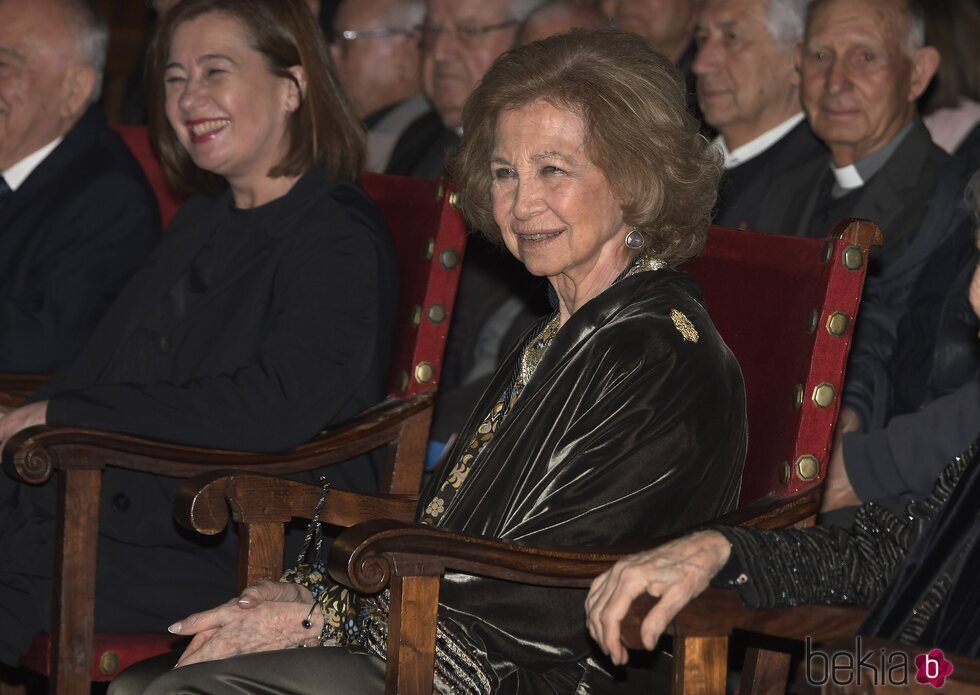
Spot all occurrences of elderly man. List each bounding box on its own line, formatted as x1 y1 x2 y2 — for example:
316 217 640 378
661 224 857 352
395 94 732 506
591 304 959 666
386 0 540 177
694 0 825 230
330 0 428 172
517 0 607 44
0 0 159 373
757 0 944 442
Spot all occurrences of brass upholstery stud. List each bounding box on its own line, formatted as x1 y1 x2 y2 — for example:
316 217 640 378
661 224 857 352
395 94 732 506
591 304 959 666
440 248 460 270
842 244 864 271
414 361 435 384
398 371 409 393
427 304 446 324
793 384 804 409
807 309 819 334
423 237 435 260
779 461 791 485
410 305 421 328
449 191 461 209
435 183 445 201
822 241 834 263
812 382 836 408
826 311 850 337
796 455 820 481
99 651 120 676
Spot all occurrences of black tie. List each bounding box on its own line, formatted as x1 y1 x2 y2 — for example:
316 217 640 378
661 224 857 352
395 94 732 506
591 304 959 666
0 174 11 209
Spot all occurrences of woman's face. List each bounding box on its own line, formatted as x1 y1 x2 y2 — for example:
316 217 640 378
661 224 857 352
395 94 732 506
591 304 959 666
490 101 629 287
164 12 300 190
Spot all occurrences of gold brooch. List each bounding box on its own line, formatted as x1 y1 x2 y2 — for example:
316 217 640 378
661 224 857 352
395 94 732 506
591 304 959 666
670 309 699 343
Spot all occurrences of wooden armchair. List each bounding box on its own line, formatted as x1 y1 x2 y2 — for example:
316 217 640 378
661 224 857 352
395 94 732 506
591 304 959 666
1 172 467 694
177 221 879 694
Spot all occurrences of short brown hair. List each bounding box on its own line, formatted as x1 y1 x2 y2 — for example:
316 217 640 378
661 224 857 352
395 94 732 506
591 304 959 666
146 0 364 197
449 28 721 267
917 0 980 113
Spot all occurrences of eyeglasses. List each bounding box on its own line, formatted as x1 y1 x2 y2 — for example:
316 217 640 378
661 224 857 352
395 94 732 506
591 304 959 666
329 27 420 43
419 19 520 49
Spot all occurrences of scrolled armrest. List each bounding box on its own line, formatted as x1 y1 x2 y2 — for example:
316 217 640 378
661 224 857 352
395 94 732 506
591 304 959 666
328 519 631 594
174 472 418 536
1 393 433 484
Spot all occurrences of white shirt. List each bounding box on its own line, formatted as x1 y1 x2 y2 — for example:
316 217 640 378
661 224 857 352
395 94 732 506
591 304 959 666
714 113 806 170
1 137 64 191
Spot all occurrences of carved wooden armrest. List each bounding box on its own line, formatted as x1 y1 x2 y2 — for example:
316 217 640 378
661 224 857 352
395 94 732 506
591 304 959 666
327 519 632 593
174 471 418 535
620 588 866 649
1 392 433 485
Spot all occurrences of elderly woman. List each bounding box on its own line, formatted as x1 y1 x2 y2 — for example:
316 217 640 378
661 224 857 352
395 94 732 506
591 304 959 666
0 0 395 667
587 177 980 669
111 28 745 694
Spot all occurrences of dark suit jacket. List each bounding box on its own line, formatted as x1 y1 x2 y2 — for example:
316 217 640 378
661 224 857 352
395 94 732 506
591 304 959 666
1 168 397 647
0 106 160 371
756 119 947 243
384 109 461 179
714 119 826 231
756 120 949 428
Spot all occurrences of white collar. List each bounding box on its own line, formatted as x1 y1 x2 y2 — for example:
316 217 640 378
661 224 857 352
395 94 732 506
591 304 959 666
714 112 806 170
1 137 64 191
830 163 864 191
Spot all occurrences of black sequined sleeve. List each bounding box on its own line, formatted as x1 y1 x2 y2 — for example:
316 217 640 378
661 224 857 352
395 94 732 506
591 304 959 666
711 451 970 609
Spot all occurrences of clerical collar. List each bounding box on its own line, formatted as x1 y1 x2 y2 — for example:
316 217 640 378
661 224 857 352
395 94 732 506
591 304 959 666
1 137 63 191
714 112 805 170
829 119 914 198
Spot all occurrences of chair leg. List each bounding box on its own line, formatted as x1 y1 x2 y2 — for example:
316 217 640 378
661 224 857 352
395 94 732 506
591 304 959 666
672 635 728 695
741 647 792 695
384 575 440 695
52 468 102 695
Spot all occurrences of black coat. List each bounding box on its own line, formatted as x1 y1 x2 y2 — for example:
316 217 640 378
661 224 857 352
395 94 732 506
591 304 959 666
0 168 397 661
714 119 826 231
428 268 748 693
0 106 160 371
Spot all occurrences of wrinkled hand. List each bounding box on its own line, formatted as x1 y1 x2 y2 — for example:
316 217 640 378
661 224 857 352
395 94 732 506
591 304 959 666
0 401 48 453
820 439 862 512
585 530 730 666
170 580 320 668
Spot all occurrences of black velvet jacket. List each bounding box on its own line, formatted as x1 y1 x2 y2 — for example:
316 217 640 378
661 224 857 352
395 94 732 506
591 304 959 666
425 268 748 693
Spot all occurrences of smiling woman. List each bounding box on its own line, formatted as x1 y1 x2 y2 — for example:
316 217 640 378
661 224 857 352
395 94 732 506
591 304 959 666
111 28 745 695
0 0 396 668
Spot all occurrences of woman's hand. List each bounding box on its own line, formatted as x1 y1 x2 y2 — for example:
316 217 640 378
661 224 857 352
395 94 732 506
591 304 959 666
585 531 731 666
0 401 48 452
170 580 321 668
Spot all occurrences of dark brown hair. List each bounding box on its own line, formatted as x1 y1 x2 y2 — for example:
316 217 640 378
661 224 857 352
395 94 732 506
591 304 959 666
146 0 365 196
449 28 721 267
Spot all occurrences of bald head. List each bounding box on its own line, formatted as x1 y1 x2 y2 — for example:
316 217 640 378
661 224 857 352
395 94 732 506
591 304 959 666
518 1 608 44
0 0 106 169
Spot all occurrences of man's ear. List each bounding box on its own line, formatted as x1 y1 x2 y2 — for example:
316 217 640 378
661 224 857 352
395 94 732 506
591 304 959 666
793 43 804 81
60 64 97 119
908 45 940 101
285 65 307 113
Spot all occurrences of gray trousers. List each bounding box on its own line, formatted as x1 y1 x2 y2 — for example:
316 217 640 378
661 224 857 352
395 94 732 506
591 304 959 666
108 647 386 695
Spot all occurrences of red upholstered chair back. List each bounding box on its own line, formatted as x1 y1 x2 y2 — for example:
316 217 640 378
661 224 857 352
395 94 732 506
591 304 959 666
682 225 869 505
112 125 182 228
357 173 467 398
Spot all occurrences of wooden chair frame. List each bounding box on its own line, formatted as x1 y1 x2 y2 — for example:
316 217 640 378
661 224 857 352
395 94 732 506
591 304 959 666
1 174 466 695
176 222 881 694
